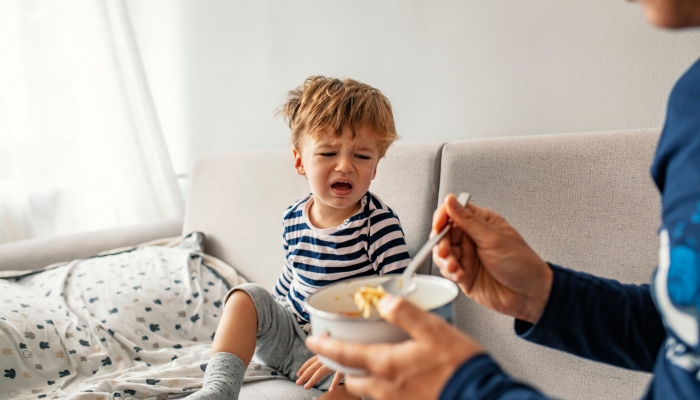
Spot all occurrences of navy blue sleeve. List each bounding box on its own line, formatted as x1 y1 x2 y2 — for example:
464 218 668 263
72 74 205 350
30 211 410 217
439 354 548 400
650 57 700 327
515 264 665 372
439 265 665 400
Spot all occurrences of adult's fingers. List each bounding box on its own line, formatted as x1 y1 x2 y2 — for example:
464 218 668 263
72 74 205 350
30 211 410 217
377 295 447 341
443 196 497 247
464 201 514 233
305 336 374 371
432 200 450 233
344 375 391 400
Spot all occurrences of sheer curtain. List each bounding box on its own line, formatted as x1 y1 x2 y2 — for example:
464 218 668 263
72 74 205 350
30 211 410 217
0 0 184 244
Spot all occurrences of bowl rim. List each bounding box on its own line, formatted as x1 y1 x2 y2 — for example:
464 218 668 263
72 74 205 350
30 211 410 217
303 274 458 321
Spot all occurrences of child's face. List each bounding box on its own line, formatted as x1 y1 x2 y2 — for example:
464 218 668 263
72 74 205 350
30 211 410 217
293 125 380 216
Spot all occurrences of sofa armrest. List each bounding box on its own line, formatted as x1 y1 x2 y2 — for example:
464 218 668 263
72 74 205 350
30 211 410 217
0 219 183 272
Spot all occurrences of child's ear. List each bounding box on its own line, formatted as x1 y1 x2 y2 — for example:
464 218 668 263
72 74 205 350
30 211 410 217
371 164 378 180
292 147 305 176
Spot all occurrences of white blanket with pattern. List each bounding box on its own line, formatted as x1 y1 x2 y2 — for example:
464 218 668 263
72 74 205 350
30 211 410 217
0 233 283 400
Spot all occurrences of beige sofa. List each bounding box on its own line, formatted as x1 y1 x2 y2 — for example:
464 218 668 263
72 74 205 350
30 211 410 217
0 129 661 399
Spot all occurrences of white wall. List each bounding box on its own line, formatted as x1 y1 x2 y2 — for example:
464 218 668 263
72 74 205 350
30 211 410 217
126 0 700 179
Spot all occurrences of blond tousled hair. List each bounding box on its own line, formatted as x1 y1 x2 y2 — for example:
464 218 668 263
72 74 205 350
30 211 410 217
278 76 398 157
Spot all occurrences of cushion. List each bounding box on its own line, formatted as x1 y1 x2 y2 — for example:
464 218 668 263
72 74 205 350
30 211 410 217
437 129 660 399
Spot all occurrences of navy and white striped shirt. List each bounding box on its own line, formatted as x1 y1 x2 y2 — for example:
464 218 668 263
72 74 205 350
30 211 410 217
273 191 411 322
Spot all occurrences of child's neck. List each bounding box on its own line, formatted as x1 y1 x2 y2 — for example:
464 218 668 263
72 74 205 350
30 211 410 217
308 198 361 229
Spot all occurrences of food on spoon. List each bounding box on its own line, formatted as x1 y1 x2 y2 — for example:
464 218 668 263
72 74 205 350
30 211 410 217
353 285 386 318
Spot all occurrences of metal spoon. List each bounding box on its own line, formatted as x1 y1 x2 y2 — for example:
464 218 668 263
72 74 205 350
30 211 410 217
381 192 471 296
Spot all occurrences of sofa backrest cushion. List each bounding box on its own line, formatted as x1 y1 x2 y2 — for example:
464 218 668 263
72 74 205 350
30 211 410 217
437 129 661 399
183 142 444 290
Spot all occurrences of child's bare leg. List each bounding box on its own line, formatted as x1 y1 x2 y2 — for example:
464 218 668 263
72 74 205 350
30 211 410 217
211 290 258 364
186 289 258 400
319 385 361 400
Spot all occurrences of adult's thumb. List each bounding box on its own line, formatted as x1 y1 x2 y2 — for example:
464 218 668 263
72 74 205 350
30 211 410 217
444 195 493 246
377 294 446 341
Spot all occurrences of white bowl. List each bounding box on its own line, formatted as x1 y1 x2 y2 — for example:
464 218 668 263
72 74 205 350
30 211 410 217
304 275 458 375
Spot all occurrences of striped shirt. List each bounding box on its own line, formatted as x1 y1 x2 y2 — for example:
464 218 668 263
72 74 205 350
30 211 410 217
273 191 411 322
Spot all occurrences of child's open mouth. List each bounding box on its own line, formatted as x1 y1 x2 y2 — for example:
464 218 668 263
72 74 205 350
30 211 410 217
331 181 353 195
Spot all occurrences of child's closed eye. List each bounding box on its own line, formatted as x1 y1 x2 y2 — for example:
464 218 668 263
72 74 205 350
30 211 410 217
355 154 371 160
319 152 337 157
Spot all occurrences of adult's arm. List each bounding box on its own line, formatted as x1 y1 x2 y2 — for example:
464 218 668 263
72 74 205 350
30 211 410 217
439 354 547 400
650 58 700 347
439 265 666 399
516 264 666 372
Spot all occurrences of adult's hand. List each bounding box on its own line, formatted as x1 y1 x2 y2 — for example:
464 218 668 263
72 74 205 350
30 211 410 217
306 294 484 400
433 194 553 324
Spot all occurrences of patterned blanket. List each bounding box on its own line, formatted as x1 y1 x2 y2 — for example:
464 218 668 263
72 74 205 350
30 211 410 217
0 233 283 400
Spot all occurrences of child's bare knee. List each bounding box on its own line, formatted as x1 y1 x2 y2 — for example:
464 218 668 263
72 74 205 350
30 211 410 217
224 289 257 315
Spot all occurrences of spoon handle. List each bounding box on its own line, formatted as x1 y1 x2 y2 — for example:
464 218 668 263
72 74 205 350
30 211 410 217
400 192 471 281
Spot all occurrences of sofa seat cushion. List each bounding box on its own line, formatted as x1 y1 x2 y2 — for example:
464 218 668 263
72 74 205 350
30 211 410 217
241 379 323 399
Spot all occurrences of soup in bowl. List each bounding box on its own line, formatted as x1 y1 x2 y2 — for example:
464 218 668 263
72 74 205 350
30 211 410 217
304 274 459 375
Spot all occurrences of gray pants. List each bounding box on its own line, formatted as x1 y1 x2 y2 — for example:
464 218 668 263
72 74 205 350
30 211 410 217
228 283 334 391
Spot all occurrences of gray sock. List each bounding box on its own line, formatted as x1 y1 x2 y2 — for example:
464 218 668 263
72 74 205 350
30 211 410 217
188 352 246 400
